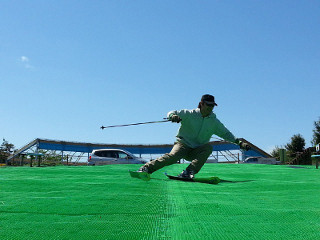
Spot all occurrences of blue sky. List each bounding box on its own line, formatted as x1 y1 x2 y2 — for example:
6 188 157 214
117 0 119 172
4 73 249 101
1 0 319 153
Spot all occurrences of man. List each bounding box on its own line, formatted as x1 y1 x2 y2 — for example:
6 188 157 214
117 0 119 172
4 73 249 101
138 94 250 179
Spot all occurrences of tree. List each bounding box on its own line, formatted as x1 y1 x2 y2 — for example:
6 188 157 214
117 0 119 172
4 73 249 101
285 134 305 162
285 134 305 153
270 146 282 160
0 138 15 163
311 117 320 146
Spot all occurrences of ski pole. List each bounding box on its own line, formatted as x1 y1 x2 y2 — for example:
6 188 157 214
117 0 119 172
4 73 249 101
100 118 170 130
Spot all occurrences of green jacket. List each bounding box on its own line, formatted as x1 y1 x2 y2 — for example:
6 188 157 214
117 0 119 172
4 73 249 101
168 108 237 148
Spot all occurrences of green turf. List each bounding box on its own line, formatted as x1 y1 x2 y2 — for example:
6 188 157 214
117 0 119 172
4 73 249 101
1 164 320 239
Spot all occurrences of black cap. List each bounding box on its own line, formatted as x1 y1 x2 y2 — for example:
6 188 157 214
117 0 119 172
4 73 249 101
201 94 218 106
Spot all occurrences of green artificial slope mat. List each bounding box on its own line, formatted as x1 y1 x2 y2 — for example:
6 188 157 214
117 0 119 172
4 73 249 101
1 164 320 240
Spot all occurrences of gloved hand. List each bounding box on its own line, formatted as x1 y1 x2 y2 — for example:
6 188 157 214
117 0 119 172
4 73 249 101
239 141 251 151
170 114 182 123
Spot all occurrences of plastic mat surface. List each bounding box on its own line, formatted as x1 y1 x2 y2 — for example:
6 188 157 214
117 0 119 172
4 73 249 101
1 164 320 239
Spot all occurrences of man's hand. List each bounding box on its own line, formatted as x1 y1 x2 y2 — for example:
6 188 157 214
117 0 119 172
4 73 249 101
239 142 251 151
170 114 181 123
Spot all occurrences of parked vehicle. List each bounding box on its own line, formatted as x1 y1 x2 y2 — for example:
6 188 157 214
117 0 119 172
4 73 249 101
88 149 147 165
243 156 279 165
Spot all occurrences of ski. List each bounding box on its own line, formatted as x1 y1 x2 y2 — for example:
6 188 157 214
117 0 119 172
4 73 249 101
129 170 151 181
165 173 220 184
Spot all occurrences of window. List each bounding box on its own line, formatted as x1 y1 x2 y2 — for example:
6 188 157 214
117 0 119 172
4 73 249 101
95 151 103 157
118 152 130 159
94 151 118 158
105 151 118 158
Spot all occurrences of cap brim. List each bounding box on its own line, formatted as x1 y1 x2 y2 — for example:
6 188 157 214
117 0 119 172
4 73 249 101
204 101 218 106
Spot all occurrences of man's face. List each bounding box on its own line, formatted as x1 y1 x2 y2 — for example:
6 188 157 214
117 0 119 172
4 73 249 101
200 102 214 117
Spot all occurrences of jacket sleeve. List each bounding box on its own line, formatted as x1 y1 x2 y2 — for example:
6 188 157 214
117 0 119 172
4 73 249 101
167 109 191 120
214 118 238 144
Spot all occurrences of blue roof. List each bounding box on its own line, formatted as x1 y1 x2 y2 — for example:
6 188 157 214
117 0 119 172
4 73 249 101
8 138 271 161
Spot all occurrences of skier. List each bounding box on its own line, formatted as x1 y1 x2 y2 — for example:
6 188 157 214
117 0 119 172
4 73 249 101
138 94 250 179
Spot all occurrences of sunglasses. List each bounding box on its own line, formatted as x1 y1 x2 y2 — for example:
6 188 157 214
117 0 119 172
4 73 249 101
204 103 215 107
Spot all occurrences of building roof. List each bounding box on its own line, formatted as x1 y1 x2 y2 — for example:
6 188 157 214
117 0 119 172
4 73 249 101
8 138 271 161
